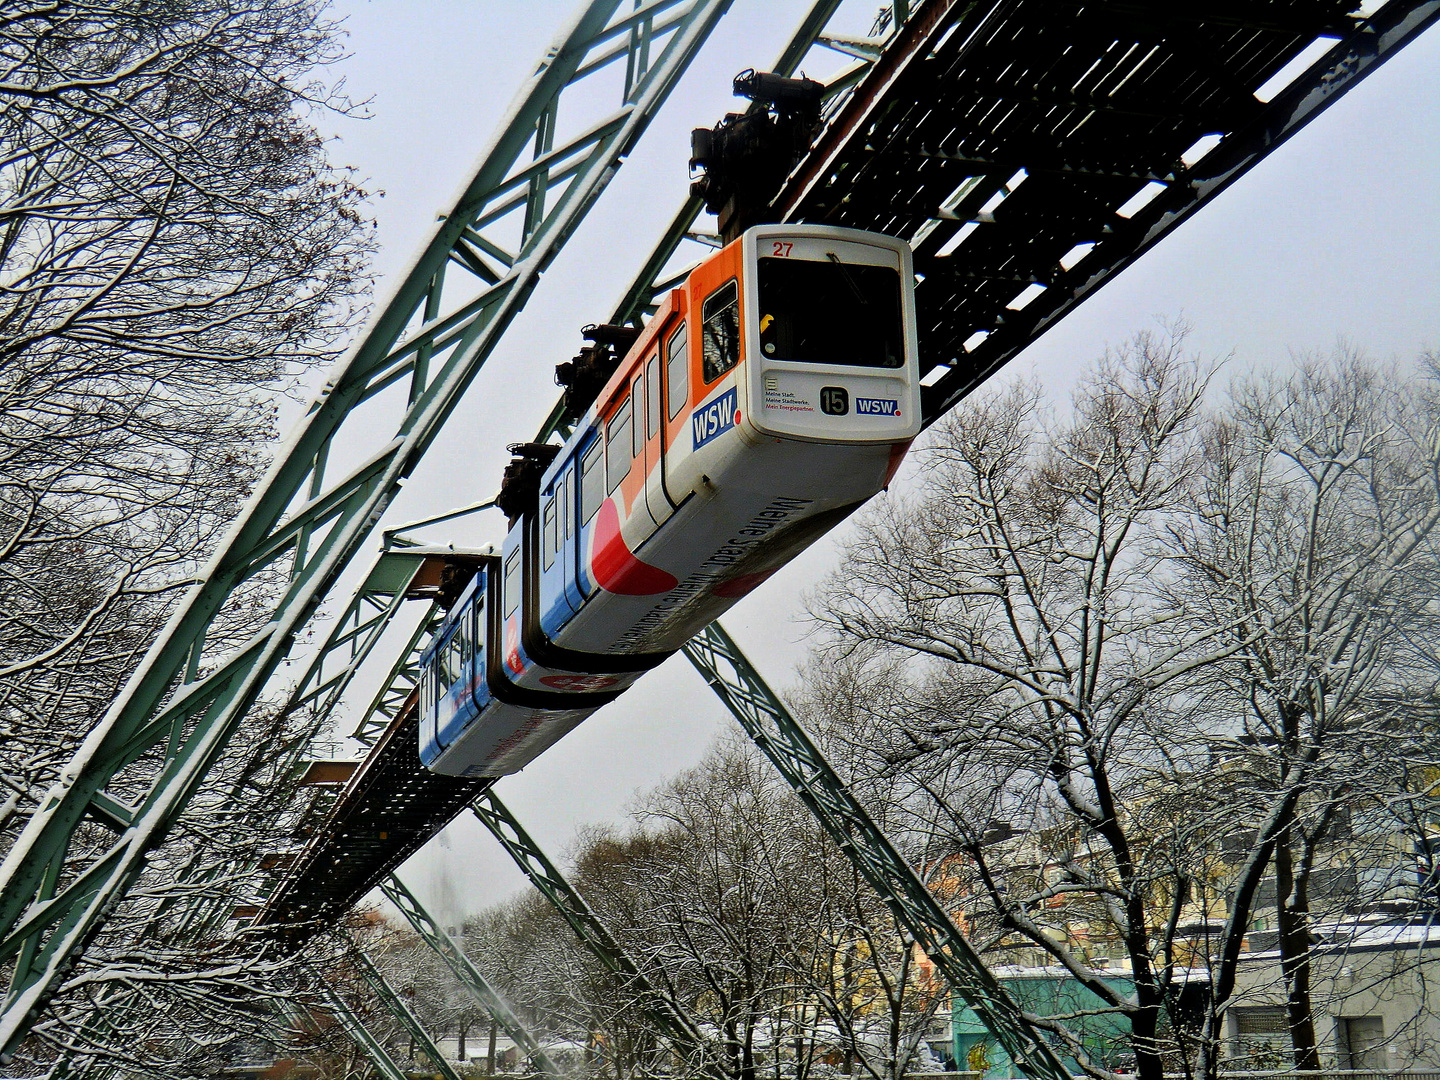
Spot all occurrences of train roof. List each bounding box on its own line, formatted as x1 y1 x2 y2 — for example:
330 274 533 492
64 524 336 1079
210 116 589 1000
538 285 685 491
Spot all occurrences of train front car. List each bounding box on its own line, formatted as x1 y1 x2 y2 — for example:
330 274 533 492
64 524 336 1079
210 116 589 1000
557 223 921 655
423 224 920 778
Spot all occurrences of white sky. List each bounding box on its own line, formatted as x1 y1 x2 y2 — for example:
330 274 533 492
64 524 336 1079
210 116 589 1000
309 1 1440 928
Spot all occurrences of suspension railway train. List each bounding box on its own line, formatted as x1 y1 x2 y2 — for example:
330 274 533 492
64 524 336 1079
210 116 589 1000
420 224 920 777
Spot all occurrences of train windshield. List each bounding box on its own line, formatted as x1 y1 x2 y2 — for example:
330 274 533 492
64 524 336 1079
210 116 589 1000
756 257 904 368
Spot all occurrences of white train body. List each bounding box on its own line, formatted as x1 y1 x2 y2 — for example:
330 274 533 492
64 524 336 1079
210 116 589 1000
420 224 920 777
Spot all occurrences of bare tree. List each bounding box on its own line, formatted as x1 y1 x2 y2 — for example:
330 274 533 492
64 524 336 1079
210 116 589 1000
794 664 958 1080
460 737 944 1080
1166 349 1440 1073
804 334 1440 1080
809 332 1223 1080
0 0 372 1072
0 0 371 839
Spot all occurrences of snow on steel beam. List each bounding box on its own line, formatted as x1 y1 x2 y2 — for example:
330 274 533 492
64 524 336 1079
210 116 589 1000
0 0 736 1059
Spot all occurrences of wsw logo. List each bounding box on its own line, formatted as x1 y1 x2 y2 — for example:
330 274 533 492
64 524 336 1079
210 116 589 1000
692 388 739 449
855 397 900 416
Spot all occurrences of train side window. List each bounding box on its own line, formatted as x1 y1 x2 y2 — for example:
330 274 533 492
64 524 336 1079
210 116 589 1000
450 629 465 686
632 374 645 458
438 634 455 687
667 324 688 419
701 279 739 383
581 441 603 522
646 356 660 438
563 467 575 538
503 550 521 617
542 496 557 570
607 396 632 494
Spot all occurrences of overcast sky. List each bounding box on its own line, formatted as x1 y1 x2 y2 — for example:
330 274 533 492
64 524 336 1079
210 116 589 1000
310 1 1440 928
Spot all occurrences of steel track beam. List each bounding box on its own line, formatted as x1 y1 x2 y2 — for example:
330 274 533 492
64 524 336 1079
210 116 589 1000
0 0 737 1058
910 0 1440 421
682 621 1073 1080
380 874 561 1078
468 791 720 1075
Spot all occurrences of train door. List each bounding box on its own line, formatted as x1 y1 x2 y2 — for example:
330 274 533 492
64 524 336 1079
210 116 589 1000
419 662 437 751
659 315 693 501
621 368 660 537
559 459 581 612
469 578 486 699
578 432 605 598
434 618 465 748
538 467 576 627
641 342 676 530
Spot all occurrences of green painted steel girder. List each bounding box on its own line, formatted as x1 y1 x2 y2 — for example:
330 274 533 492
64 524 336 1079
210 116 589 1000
379 874 562 1079
312 986 411 1080
284 543 492 748
469 791 721 1076
350 944 465 1080
682 621 1075 1080
0 0 737 1060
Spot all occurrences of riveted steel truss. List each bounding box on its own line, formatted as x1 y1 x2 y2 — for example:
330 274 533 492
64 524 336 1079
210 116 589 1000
290 539 496 750
311 986 411 1080
0 0 738 1059
469 791 720 1074
681 622 1074 1080
350 944 465 1080
380 874 562 1079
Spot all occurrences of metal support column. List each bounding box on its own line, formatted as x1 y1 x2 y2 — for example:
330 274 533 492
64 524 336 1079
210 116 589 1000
469 791 718 1074
351 945 465 1080
683 621 1073 1080
380 874 561 1079
313 988 410 1080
